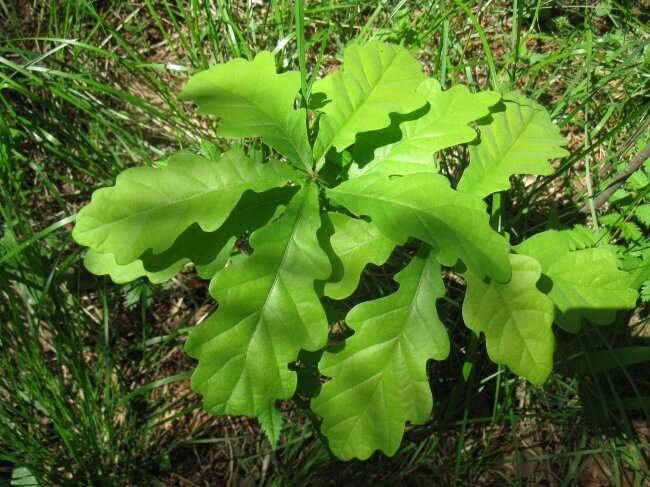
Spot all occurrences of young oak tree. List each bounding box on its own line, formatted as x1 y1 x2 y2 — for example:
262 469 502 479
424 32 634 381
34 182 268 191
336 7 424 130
73 42 639 460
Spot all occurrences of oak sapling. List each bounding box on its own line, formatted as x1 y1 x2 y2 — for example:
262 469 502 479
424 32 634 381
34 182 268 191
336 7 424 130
73 41 639 460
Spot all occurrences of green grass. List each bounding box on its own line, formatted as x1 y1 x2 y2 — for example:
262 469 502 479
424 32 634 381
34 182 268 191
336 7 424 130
1 0 649 485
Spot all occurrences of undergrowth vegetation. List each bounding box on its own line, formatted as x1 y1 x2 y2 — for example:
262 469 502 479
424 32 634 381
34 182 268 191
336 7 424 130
1 1 649 485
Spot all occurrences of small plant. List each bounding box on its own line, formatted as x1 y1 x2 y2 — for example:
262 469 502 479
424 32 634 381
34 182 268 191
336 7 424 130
72 42 640 460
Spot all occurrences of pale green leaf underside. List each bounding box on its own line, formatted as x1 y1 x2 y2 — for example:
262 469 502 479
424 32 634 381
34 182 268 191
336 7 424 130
185 184 331 416
320 212 395 300
515 230 638 331
179 51 312 170
327 172 511 282
457 92 569 199
354 79 501 178
72 149 299 265
463 254 555 385
312 42 426 162
312 247 448 460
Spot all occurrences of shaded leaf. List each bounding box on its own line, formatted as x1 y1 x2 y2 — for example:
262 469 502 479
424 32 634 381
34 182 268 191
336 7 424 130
327 172 511 282
568 346 650 374
463 254 555 384
319 212 395 300
312 42 426 162
185 184 331 416
73 149 299 265
312 246 448 460
457 92 569 199
144 187 295 279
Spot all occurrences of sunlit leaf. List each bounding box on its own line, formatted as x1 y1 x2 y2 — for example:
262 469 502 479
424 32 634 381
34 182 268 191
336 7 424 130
312 42 426 162
327 172 511 282
185 184 331 416
73 148 299 265
457 92 569 199
515 230 638 331
312 246 448 460
180 51 313 170
463 254 555 384
353 79 500 177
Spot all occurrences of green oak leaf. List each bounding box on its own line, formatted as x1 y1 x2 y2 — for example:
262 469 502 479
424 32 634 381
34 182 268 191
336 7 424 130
542 248 638 331
144 187 294 279
82 187 296 283
513 229 570 270
352 79 501 177
185 184 331 416
312 41 426 163
72 148 299 265
463 254 555 385
515 230 638 331
82 236 234 285
327 172 511 282
83 249 183 284
319 212 395 300
179 51 312 170
457 92 569 199
312 246 448 460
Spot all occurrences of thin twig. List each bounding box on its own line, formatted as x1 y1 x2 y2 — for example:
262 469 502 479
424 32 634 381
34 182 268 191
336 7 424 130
580 139 650 213
580 123 650 215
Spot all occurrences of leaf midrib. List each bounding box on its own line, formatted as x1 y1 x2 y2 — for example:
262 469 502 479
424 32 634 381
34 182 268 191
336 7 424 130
318 48 416 157
322 260 434 451
323 257 432 389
